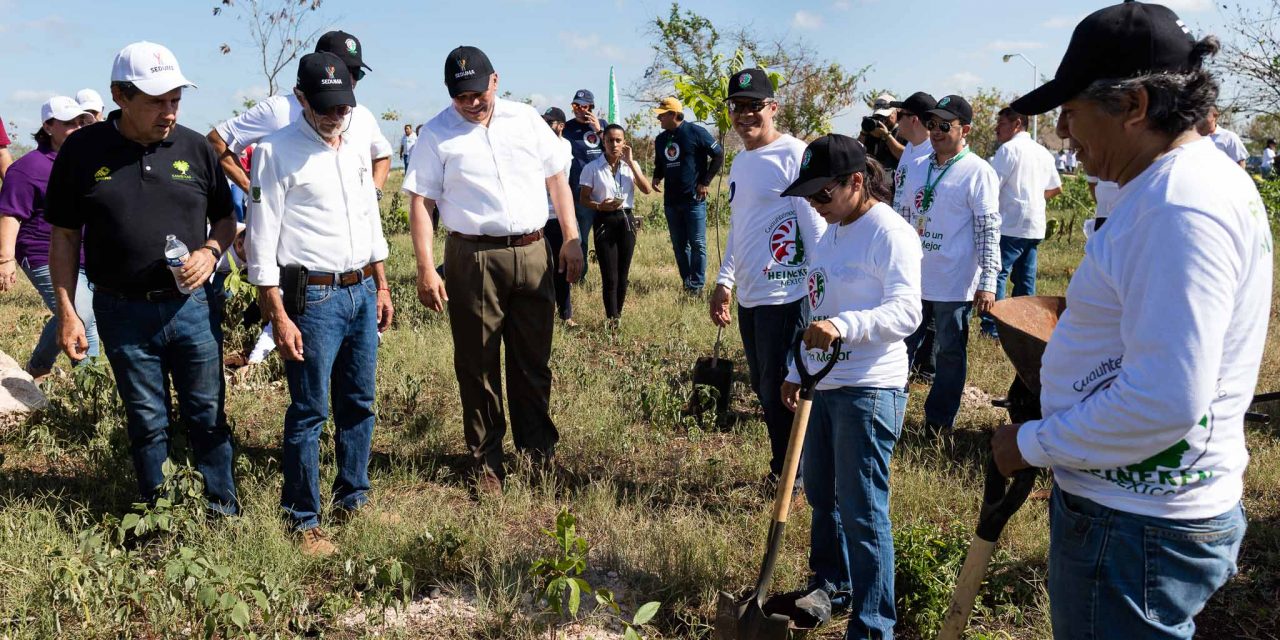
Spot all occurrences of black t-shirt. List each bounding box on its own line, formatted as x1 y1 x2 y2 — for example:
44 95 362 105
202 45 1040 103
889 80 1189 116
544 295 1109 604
46 110 231 294
562 117 608 190
653 121 722 205
863 127 904 171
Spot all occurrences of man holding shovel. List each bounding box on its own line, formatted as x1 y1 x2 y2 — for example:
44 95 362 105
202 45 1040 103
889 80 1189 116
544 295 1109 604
991 3 1271 638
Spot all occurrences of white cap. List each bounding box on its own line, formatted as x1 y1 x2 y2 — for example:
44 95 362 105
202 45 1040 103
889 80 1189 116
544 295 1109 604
872 92 897 117
110 41 196 96
41 96 91 123
76 88 104 113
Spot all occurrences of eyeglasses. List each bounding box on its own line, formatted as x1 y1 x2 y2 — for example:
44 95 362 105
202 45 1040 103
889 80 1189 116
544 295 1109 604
318 104 353 119
350 67 366 81
806 177 848 205
728 100 773 114
926 119 959 132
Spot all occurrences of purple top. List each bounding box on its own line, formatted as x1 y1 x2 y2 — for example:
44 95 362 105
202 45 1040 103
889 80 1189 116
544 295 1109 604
0 143 84 268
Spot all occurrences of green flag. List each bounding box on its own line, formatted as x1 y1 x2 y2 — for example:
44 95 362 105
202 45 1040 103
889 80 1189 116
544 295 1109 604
608 66 619 124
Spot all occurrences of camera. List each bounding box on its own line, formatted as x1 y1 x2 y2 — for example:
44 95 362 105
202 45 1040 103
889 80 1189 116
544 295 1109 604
861 114 888 134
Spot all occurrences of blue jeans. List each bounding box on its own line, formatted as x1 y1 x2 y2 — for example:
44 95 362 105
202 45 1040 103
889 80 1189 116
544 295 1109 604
1048 487 1245 640
93 283 238 514
804 387 906 639
281 278 379 531
20 261 99 372
575 202 595 280
738 299 805 477
904 300 971 428
981 236 1040 337
664 199 707 291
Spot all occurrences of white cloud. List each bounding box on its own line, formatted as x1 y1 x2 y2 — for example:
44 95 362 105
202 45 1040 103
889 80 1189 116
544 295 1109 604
9 89 57 104
943 72 982 94
832 1 851 9
1160 0 1211 11
792 10 823 30
558 32 625 60
1041 15 1083 29
984 40 1045 52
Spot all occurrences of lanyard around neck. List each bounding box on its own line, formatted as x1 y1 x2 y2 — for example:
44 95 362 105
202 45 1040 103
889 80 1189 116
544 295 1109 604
921 149 969 211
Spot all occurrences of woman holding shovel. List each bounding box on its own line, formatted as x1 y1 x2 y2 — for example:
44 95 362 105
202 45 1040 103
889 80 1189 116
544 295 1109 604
780 134 922 639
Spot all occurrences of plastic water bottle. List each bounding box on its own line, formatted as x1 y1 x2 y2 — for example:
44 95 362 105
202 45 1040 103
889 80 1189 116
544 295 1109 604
164 234 195 295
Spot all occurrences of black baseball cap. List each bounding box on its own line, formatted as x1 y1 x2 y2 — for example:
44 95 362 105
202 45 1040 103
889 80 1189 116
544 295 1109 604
891 91 937 116
781 134 867 198
727 68 773 101
926 95 973 125
542 107 566 123
1011 1 1198 115
315 31 371 73
444 45 494 97
297 52 356 112
572 89 595 106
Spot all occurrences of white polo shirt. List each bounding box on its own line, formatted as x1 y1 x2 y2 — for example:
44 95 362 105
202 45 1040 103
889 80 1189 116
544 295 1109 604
404 99 571 236
1207 126 1247 163
245 117 390 287
215 94 393 160
990 132 1062 240
578 155 637 209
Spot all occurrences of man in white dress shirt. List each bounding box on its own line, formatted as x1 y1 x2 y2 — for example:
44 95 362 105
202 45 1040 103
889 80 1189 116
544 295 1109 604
1196 105 1247 168
980 106 1062 338
246 52 394 557
403 46 582 492
208 30 393 197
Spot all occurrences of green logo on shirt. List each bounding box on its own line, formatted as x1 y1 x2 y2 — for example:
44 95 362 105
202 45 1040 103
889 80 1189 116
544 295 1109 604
251 186 261 203
93 166 112 182
171 160 193 181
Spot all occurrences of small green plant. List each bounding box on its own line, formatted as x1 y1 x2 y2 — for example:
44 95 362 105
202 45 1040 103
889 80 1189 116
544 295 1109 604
119 460 208 541
529 508 661 639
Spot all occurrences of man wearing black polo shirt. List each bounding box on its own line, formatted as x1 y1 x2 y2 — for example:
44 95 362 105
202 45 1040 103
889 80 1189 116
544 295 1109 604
563 89 607 279
45 41 238 515
653 97 724 295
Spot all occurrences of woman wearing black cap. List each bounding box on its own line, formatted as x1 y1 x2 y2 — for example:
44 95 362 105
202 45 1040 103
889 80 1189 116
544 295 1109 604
779 134 922 638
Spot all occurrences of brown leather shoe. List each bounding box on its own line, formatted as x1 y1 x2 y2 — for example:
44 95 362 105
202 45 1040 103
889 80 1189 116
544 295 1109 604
299 527 338 557
472 469 504 496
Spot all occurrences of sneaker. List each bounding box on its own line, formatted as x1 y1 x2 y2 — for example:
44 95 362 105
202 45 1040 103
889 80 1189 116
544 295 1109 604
299 527 338 557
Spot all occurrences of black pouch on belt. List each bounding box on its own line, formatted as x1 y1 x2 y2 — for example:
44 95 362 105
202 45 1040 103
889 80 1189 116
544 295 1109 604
281 264 309 318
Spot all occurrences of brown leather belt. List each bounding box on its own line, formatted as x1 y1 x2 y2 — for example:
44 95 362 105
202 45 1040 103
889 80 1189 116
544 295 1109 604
449 229 544 247
306 264 375 287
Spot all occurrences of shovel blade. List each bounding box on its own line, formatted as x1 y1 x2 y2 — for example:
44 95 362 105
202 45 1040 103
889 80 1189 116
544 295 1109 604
690 356 734 415
714 589 827 640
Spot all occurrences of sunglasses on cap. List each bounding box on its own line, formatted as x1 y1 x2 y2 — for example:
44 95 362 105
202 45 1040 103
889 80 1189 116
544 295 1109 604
728 99 773 114
806 177 849 205
926 119 959 133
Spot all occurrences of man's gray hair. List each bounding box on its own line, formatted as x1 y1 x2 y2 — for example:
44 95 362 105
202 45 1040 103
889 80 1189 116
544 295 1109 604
1078 36 1221 137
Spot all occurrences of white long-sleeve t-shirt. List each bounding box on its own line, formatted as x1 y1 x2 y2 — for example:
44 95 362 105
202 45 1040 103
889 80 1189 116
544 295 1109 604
786 203 922 390
245 118 390 287
716 135 827 308
215 94 392 160
1017 138 1273 519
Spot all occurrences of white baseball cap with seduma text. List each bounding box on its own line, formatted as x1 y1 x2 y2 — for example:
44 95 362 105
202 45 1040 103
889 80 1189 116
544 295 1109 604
110 41 196 96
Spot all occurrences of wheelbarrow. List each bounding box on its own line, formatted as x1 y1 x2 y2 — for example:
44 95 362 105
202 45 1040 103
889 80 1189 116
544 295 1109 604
714 337 842 640
938 295 1063 640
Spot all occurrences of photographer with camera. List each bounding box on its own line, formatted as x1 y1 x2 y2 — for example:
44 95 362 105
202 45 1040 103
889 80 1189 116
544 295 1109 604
858 93 906 171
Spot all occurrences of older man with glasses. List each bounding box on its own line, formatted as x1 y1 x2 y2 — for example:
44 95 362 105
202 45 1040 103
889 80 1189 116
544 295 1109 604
246 52 394 557
991 4 1269 638
898 94 1000 437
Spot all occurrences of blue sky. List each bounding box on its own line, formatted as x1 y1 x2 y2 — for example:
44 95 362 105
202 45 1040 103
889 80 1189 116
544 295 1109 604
0 0 1235 148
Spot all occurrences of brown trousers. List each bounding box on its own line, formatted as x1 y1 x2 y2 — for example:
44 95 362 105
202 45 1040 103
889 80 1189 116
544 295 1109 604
444 235 558 478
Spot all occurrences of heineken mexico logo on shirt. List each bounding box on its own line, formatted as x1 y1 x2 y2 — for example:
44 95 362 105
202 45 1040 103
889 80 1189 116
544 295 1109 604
764 212 808 286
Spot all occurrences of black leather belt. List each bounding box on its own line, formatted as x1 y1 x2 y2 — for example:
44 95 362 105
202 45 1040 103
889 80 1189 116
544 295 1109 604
94 284 187 302
449 229 544 247
306 264 375 287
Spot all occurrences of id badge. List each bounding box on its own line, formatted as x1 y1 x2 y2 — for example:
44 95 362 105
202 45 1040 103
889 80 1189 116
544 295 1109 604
913 213 928 237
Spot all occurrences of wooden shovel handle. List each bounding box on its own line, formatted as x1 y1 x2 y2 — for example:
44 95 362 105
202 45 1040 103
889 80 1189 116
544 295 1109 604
937 538 996 640
771 396 813 523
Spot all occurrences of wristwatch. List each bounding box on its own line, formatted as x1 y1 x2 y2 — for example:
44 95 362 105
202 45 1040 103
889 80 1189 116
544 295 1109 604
375 188 384 201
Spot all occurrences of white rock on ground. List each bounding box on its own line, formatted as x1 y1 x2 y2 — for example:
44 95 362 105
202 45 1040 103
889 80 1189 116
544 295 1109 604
0 349 48 430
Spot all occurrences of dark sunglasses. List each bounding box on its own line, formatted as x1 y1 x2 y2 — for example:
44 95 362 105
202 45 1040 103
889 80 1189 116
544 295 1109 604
350 67 366 81
806 177 849 205
926 119 959 132
318 104 353 119
728 100 772 114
